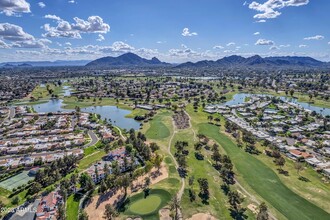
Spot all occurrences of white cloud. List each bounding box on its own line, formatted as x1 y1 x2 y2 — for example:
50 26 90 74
182 28 197 37
226 42 236 47
269 45 279 50
68 0 75 3
0 40 10 48
0 23 34 41
99 41 135 53
65 42 72 46
71 16 110 33
38 2 46 8
248 0 309 20
213 45 224 49
16 50 41 55
43 15 110 39
328 42 330 45
97 34 105 41
0 23 51 49
256 19 266 23
299 44 307 48
303 35 324 40
279 44 291 48
255 38 274 45
253 32 260 35
135 48 159 58
0 0 30 16
224 50 236 53
169 44 200 58
44 14 62 21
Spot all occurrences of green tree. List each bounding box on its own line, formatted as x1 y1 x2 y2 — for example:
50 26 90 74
78 210 89 220
257 202 269 220
103 204 118 220
11 196 20 205
294 162 304 176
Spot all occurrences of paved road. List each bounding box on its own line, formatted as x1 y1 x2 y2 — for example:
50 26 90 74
83 130 99 148
9 107 15 118
114 126 126 141
1 107 15 125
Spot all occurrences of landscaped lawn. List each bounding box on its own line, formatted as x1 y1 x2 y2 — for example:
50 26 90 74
198 123 330 220
123 189 171 219
145 113 171 139
66 193 82 220
78 150 106 171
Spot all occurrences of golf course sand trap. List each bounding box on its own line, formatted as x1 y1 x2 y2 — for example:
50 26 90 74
187 213 217 220
159 208 171 220
85 164 168 220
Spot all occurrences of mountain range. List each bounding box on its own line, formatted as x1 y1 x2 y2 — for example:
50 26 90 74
176 55 329 69
85 52 169 67
86 53 329 69
1 53 329 69
1 60 91 67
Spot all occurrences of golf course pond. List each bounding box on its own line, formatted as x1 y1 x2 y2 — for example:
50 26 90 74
31 99 141 130
221 93 330 116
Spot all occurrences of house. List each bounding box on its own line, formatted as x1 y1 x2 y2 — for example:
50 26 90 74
305 157 322 167
323 168 330 178
29 167 40 175
289 149 312 160
35 191 62 220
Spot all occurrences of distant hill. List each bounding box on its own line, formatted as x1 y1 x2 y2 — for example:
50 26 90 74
18 63 33 67
86 52 170 67
176 55 329 69
0 60 91 67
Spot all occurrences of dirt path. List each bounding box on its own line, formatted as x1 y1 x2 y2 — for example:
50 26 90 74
168 119 184 219
85 165 168 220
234 178 277 220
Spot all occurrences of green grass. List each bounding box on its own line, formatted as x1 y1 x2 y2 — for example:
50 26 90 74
171 129 232 219
198 123 330 220
78 150 106 171
145 113 171 139
62 96 132 110
0 187 11 206
123 189 171 220
125 108 148 118
129 195 162 214
66 193 82 220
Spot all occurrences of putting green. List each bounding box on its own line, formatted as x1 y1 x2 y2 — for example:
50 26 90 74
123 189 172 219
128 195 162 214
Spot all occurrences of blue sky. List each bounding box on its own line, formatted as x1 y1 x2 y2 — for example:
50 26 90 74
0 0 329 62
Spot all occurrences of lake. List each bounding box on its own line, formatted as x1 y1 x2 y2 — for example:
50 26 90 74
62 86 72 96
31 99 141 130
220 93 330 116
